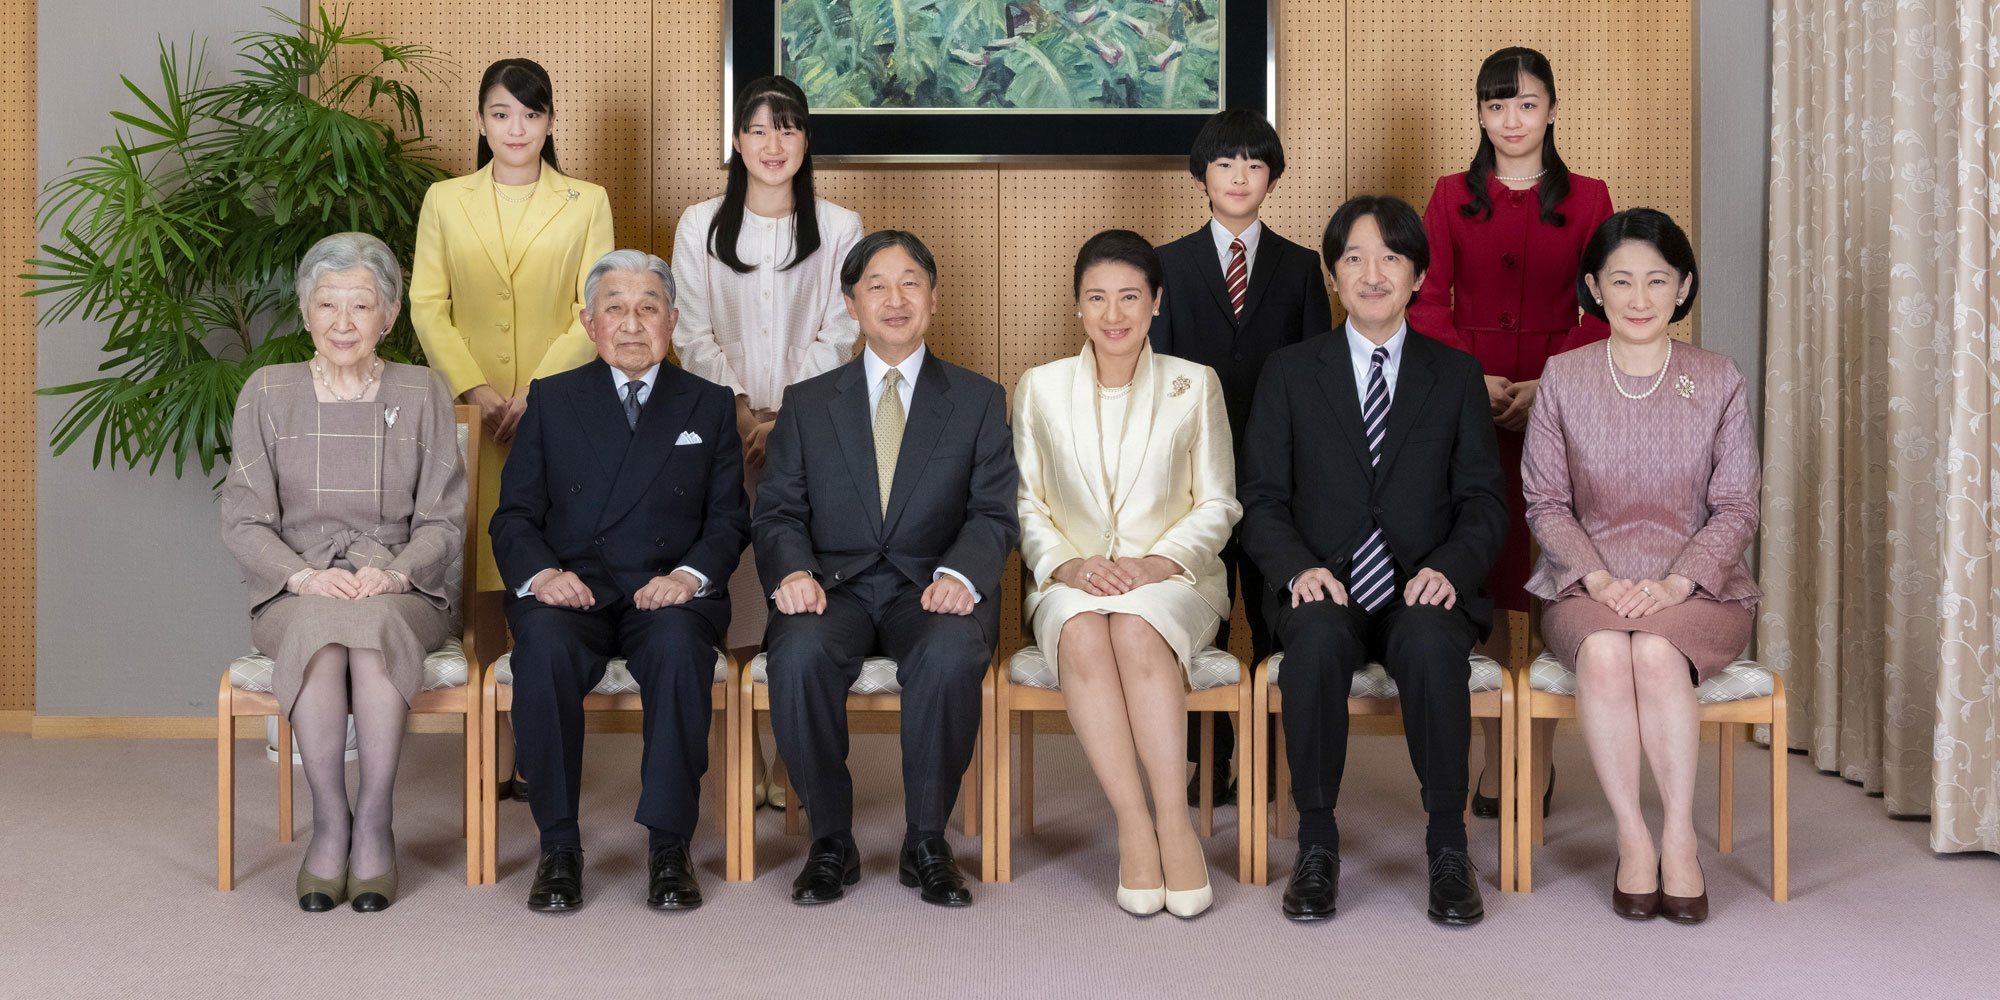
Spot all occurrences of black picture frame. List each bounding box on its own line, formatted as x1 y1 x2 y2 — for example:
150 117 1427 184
724 2 1274 164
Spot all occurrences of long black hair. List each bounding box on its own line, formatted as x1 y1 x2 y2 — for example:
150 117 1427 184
475 59 560 171
709 76 821 274
1462 47 1569 226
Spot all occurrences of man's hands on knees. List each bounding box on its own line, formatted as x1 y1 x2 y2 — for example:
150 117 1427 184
921 574 975 616
773 570 826 615
635 570 703 611
531 569 596 609
1404 567 1457 609
1290 567 1347 608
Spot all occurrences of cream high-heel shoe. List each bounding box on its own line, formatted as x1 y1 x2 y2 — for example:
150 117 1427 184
1164 857 1213 919
1117 868 1166 916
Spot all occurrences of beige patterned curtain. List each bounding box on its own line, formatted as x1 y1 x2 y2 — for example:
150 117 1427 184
1762 0 1998 853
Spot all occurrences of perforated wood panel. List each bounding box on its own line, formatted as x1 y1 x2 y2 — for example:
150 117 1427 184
1 2 32 709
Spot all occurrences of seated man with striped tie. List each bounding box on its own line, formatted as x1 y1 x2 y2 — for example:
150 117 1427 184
1238 195 1507 925
755 230 1019 908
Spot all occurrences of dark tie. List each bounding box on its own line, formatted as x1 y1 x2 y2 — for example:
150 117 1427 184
1225 237 1248 318
1350 347 1395 612
622 379 643 430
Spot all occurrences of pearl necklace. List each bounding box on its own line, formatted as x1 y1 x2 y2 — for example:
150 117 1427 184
1494 168 1548 183
311 355 382 402
1606 340 1672 400
494 182 536 203
1096 381 1133 399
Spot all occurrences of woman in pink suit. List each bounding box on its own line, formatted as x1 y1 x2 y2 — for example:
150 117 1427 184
1523 209 1759 925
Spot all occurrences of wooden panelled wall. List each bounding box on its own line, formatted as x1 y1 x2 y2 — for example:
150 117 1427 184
347 0 1695 662
1 0 33 712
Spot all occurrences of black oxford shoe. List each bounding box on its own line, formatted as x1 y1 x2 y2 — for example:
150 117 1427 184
1426 848 1485 926
645 843 703 910
1282 845 1340 921
791 836 861 905
898 837 973 907
527 847 584 912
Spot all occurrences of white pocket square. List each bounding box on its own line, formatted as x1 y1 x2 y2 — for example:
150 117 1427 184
675 431 703 446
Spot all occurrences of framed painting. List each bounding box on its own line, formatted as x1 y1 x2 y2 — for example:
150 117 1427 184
724 1 1276 163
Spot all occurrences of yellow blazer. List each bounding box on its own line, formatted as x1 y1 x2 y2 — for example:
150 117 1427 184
410 163 615 399
1013 342 1242 623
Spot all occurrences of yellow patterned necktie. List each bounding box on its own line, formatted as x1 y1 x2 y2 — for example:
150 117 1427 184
874 368 904 516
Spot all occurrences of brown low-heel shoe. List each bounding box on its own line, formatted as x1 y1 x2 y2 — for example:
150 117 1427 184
1659 861 1709 924
1611 861 1660 920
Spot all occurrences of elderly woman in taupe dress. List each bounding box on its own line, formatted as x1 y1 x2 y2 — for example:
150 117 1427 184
1524 209 1758 925
221 233 465 913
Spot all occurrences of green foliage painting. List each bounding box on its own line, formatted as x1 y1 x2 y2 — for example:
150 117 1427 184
781 0 1224 111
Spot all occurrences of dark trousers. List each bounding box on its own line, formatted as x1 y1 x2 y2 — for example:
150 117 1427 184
1186 535 1273 768
506 594 722 850
1270 598 1475 814
764 563 991 841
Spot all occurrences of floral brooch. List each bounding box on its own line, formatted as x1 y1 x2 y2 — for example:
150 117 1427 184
1170 375 1192 397
1674 372 1695 399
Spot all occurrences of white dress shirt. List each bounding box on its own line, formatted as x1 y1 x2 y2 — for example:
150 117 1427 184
1209 217 1264 275
516 363 713 599
859 343 982 605
1286 321 1410 594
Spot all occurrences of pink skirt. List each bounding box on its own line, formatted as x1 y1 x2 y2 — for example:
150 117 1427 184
1541 595 1753 684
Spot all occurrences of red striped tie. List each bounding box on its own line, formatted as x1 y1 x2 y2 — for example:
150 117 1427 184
1225 237 1247 318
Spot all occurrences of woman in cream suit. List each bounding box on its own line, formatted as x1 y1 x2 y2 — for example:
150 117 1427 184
1014 230 1242 919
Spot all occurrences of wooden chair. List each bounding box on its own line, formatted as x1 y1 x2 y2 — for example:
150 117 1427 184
1247 643 1516 889
479 650 738 883
734 653 987 881
1514 651 1788 899
217 404 485 890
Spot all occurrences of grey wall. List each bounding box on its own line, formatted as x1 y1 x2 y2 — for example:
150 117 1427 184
1695 0 1771 413
35 0 280 715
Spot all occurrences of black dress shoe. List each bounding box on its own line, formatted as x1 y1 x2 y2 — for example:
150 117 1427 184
645 843 703 910
791 836 861 905
1282 845 1340 921
898 837 973 907
1426 848 1485 926
1184 768 1238 808
526 847 584 912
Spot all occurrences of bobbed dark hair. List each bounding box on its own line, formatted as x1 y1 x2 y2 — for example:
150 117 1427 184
1073 230 1164 300
1462 47 1570 226
1576 208 1700 324
709 75 821 275
1187 107 1286 183
1322 195 1430 280
840 230 938 297
476 59 559 171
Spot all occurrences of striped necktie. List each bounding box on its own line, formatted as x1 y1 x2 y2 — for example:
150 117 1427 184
1349 346 1396 611
622 380 643 430
1225 237 1248 318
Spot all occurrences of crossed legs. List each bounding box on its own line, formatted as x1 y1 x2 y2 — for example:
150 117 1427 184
291 643 408 881
1574 630 1704 896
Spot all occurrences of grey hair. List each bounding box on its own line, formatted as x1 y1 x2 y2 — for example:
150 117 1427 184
295 232 403 316
584 249 676 311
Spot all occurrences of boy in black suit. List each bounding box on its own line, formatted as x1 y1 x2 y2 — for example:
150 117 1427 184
1149 108 1333 805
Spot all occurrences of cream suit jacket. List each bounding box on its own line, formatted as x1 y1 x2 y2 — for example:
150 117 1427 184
1013 343 1242 623
410 164 615 398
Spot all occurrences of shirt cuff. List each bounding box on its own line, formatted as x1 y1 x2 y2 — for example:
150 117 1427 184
517 567 557 599
933 567 983 604
671 565 712 597
286 568 316 593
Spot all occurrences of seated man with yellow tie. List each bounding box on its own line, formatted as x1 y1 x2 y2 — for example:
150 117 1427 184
755 230 1020 908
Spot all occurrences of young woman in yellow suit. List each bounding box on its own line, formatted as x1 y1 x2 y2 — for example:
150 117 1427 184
411 58 614 596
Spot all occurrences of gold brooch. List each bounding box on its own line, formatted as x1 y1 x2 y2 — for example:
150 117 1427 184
1674 373 1695 398
1170 375 1191 397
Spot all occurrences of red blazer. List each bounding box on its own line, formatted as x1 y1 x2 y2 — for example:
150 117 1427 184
1410 171 1613 383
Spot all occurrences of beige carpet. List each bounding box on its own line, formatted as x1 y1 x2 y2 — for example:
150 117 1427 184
0 729 1994 998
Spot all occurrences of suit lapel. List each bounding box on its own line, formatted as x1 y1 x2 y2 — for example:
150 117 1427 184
1235 229 1281 329
1314 336 1373 475
562 360 627 480
1068 346 1113 517
827 360 884 539
508 168 575 274
596 367 699 533
1372 333 1438 486
882 353 952 537
1190 228 1239 328
456 166 510 282
1108 345 1161 518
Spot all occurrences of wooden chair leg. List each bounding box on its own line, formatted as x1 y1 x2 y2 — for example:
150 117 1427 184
464 690 480 885
1498 676 1516 892
738 690 759 881
481 678 500 885
719 684 737 882
1020 711 1037 836
1250 677 1271 885
1516 694 1536 892
275 715 293 843
1235 685 1252 885
1716 721 1737 853
217 676 235 892
1769 683 1789 901
996 686 1014 882
1197 711 1215 837
979 670 998 882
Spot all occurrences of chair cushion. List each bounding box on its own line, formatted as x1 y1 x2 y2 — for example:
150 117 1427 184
1262 651 1504 696
1008 645 1242 691
492 650 730 694
749 652 902 695
230 639 470 693
1528 652 1775 704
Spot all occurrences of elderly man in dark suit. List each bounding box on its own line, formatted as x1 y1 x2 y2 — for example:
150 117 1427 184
1240 196 1506 925
491 249 749 913
756 230 1019 908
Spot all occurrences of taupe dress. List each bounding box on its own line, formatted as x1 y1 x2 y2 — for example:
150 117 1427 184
220 362 466 713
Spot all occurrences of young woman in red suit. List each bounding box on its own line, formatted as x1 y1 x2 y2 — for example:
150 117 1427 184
1409 47 1613 819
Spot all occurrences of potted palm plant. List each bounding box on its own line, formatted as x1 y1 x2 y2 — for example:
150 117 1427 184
28 5 449 477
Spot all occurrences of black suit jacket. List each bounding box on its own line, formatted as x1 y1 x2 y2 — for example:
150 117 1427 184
1148 224 1333 445
754 350 1020 637
1238 329 1507 634
489 358 750 633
